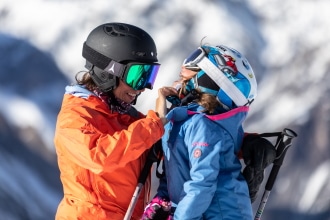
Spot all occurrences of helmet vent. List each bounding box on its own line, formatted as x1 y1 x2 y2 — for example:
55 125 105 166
242 59 250 70
133 51 147 57
216 45 227 52
103 24 140 40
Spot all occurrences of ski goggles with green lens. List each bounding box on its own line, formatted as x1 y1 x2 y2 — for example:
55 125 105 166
124 62 160 90
104 60 160 90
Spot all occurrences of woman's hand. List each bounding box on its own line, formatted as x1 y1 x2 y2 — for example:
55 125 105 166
156 87 178 125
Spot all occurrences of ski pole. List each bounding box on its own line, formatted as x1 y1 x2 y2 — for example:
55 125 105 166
124 140 162 220
254 128 298 220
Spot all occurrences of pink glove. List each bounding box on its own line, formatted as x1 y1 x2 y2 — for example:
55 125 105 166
141 196 172 220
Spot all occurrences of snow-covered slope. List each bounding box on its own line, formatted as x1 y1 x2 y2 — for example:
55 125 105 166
0 0 329 219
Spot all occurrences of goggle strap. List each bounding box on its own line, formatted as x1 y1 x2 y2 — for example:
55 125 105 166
197 57 248 106
104 60 126 78
83 42 110 70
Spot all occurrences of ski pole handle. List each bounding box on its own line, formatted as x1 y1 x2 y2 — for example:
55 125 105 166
255 128 297 220
124 140 162 220
265 128 297 191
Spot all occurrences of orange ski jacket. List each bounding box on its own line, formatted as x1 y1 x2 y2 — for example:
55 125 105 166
54 85 164 220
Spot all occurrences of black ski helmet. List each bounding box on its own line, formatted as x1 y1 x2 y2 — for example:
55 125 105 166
82 22 158 91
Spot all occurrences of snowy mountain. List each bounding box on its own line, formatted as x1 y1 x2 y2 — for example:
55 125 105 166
0 0 329 219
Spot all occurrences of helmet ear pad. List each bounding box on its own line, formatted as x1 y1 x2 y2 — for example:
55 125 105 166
90 66 119 92
196 71 219 95
217 90 233 109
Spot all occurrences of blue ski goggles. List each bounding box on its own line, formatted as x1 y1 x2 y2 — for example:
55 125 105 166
183 46 237 77
104 60 160 90
182 47 206 71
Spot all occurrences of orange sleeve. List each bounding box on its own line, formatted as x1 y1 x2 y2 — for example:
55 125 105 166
102 110 165 172
54 97 164 174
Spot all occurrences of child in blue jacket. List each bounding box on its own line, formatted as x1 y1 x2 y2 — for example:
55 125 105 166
143 44 258 220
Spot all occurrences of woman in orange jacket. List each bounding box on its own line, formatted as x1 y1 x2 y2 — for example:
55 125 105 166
54 22 176 220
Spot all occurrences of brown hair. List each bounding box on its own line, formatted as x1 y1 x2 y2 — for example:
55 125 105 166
75 71 98 91
179 81 221 114
196 90 221 114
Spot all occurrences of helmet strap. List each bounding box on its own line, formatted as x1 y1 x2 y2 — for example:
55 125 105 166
131 94 140 105
197 56 248 106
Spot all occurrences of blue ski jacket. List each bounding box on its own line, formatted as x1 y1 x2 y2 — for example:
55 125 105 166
156 103 253 220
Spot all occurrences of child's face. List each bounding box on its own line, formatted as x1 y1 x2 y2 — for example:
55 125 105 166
179 66 198 81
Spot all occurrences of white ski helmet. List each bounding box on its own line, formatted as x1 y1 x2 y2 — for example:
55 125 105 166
183 45 257 109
